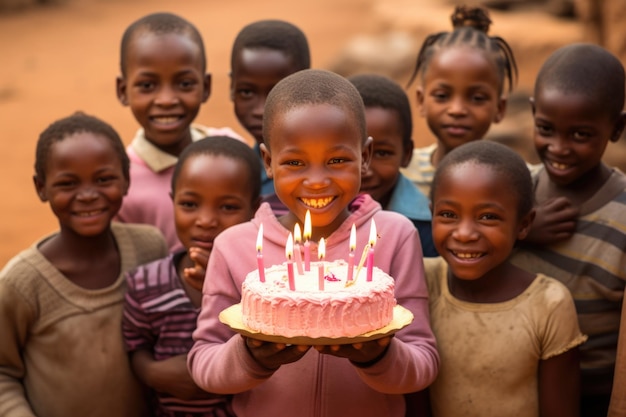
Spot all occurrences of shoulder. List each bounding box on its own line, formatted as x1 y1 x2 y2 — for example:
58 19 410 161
423 257 447 296
111 223 168 263
125 254 177 295
528 274 576 305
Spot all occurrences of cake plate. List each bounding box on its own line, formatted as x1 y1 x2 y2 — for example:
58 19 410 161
219 304 414 345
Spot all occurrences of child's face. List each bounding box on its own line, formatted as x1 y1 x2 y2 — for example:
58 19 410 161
230 48 299 145
417 46 506 154
173 154 257 254
35 132 129 237
262 104 370 237
532 87 625 187
431 162 531 281
116 32 210 156
360 107 412 207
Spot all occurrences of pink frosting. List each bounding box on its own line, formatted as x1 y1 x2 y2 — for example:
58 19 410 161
241 259 396 338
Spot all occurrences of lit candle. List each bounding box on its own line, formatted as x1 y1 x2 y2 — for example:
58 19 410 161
366 219 377 282
318 237 326 291
303 210 312 271
256 224 265 283
347 224 356 281
286 232 295 291
293 223 304 275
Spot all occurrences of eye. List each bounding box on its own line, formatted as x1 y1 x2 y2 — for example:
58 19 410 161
328 157 346 164
436 210 456 219
478 213 500 222
221 203 242 212
96 175 117 185
136 81 156 92
283 159 303 167
535 123 553 136
471 93 488 103
179 79 198 90
236 88 254 99
373 149 393 159
572 130 592 142
177 200 198 209
54 180 77 189
432 90 448 101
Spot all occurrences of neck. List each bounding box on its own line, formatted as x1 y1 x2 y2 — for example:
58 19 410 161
539 163 611 206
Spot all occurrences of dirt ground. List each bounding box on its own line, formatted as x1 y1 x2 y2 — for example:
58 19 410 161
0 0 595 265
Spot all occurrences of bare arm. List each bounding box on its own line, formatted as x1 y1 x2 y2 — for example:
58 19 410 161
539 348 580 417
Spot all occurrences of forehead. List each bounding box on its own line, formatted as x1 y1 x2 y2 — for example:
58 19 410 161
424 46 500 87
125 31 203 69
47 133 119 168
177 153 252 190
233 48 296 76
268 103 363 147
364 107 403 136
435 161 513 201
534 87 610 123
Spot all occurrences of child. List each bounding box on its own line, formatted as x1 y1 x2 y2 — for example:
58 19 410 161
401 5 517 198
348 73 436 257
188 69 439 417
116 12 242 252
122 136 261 417
230 19 310 209
510 43 626 417
425 140 586 417
0 112 167 417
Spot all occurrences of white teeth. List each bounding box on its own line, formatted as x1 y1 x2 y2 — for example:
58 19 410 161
454 252 482 259
550 161 569 170
152 116 180 124
77 210 102 217
301 197 333 209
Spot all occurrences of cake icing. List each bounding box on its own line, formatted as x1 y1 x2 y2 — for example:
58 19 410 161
241 259 396 338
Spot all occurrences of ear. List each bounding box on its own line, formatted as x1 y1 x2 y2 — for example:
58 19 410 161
516 208 535 241
416 87 426 117
529 97 536 116
493 96 507 124
33 175 47 202
259 143 273 179
400 139 414 168
229 71 235 102
116 76 129 106
610 111 626 143
202 72 212 103
361 136 374 175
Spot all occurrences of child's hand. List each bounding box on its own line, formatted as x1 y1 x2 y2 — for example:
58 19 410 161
314 336 392 365
244 336 311 370
149 354 217 400
182 247 211 291
524 197 579 245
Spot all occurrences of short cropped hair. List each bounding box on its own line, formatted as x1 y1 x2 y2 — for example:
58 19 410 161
535 43 625 120
263 69 366 148
171 136 261 203
348 74 413 149
231 19 310 71
120 12 206 76
431 141 533 218
35 112 129 183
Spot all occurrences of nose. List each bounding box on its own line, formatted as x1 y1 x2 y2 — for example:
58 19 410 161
546 135 571 156
196 207 219 229
451 218 479 242
303 166 332 189
76 186 98 202
447 96 467 117
154 85 179 107
251 95 266 118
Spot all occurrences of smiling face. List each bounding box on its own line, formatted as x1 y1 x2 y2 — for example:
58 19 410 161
231 47 299 145
173 153 257 254
532 87 624 188
360 107 412 207
116 31 210 156
418 46 505 160
263 103 370 238
432 161 531 281
35 132 129 238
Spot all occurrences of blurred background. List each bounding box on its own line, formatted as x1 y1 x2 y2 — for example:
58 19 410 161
0 0 623 265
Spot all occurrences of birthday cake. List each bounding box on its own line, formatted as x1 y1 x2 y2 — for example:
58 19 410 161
241 259 396 338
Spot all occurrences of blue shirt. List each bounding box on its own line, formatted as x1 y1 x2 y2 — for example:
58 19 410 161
254 143 275 196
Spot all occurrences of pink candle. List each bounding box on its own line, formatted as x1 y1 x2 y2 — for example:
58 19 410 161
286 233 295 291
303 210 312 271
318 238 325 291
347 224 356 281
366 220 377 282
293 224 304 275
256 224 265 282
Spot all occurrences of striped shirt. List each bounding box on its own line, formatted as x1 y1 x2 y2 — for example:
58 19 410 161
510 168 626 396
123 253 233 417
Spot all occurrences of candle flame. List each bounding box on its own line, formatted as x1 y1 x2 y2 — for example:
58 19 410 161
303 210 312 240
349 224 356 251
318 237 325 260
285 232 294 260
294 223 302 244
368 219 377 247
256 224 263 252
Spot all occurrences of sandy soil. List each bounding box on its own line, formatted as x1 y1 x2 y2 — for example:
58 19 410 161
0 0 589 265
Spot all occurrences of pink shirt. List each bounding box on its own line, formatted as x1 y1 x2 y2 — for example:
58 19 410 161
188 194 439 417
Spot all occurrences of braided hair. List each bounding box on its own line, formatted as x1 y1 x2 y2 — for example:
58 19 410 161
406 5 517 94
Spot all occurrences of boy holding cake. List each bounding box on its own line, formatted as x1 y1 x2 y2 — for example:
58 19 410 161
188 69 439 417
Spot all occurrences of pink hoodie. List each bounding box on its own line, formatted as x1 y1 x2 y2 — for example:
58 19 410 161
188 194 439 417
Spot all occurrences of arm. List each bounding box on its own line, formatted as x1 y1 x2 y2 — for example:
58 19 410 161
608 298 626 417
539 348 580 417
0 280 37 417
523 197 578 246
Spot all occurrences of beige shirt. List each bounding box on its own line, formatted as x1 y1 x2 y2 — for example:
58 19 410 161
424 257 586 417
